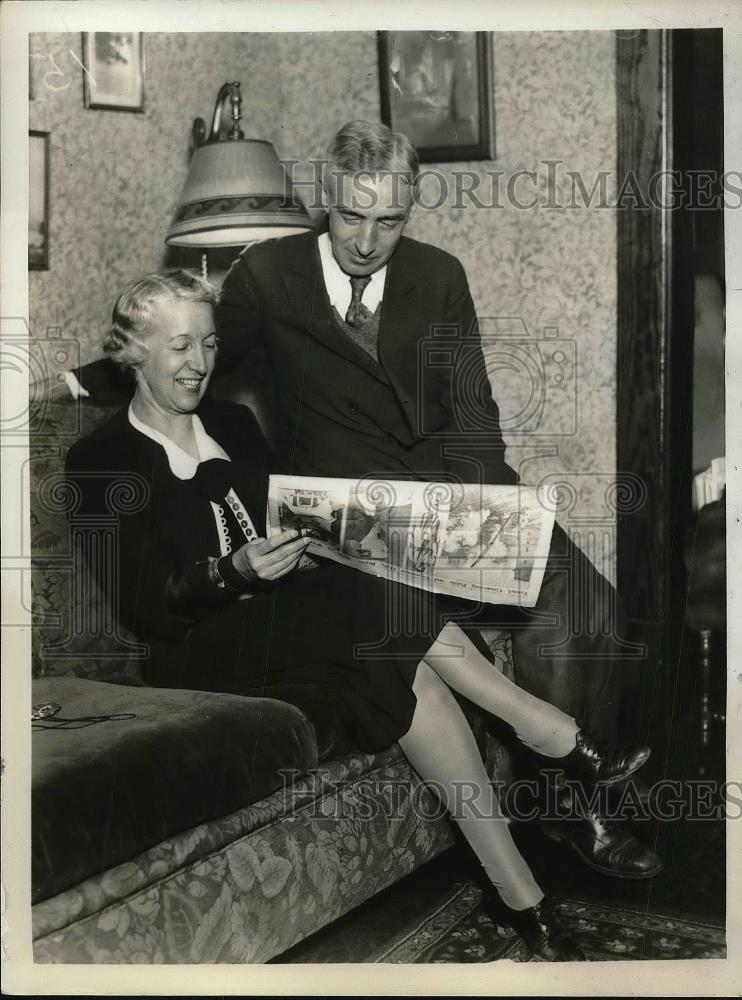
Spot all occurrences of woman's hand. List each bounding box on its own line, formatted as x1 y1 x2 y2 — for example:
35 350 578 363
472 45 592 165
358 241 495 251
231 529 311 584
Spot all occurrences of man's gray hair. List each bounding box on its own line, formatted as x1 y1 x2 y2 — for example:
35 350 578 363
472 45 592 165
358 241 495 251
103 268 218 373
323 119 420 189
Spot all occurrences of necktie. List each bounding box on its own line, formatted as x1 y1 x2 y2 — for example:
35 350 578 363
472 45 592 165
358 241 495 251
345 275 372 326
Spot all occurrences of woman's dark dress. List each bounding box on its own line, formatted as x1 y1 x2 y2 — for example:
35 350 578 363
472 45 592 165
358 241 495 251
65 399 450 753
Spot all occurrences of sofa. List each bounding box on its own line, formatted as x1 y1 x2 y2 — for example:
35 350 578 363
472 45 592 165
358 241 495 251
30 389 515 963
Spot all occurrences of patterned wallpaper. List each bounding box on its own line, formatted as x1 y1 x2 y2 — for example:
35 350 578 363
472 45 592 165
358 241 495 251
28 32 282 370
29 30 618 576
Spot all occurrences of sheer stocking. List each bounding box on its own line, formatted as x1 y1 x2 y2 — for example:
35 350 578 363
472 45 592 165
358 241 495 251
423 622 579 757
396 622 583 910
398 660 543 910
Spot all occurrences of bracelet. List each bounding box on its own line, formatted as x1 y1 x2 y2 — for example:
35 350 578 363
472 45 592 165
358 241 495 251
207 556 226 589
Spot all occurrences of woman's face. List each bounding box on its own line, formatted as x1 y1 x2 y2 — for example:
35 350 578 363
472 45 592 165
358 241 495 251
135 297 217 415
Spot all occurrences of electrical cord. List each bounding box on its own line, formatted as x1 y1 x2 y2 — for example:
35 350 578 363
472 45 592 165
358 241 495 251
31 702 136 730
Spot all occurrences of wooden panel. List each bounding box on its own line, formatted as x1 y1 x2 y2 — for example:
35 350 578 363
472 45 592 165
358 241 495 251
616 26 698 700
615 29 671 624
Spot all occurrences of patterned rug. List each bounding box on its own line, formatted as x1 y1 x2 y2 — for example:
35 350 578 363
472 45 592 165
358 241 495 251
369 884 726 963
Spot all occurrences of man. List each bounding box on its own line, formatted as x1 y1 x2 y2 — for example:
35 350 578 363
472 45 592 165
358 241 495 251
216 119 659 879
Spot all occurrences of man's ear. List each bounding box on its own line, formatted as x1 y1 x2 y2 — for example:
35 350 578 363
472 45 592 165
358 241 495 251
405 177 419 223
320 165 338 215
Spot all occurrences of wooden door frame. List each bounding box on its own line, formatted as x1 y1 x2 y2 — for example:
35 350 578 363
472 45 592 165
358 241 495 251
615 30 698 728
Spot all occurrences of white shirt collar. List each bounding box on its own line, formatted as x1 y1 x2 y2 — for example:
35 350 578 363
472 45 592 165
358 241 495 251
128 403 230 480
317 232 387 317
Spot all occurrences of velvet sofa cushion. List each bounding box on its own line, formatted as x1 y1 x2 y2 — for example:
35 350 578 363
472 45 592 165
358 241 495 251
32 677 319 904
251 682 343 762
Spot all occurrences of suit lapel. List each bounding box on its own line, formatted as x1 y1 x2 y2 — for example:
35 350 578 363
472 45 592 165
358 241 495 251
378 241 421 436
280 233 423 441
281 236 389 378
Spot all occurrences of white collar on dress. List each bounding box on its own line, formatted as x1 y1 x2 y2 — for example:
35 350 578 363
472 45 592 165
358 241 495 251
128 403 230 480
317 231 387 317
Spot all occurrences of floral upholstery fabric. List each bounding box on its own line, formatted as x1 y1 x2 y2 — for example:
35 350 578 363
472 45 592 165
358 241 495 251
31 397 144 684
32 677 322 904
33 744 458 963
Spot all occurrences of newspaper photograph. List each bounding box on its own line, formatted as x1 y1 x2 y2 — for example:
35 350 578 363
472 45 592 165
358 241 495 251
268 476 557 606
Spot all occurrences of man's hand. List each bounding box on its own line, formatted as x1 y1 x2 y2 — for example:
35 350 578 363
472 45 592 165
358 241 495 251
231 529 311 584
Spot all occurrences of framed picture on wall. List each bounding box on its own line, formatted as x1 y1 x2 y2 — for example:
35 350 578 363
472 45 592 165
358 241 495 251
82 32 145 111
29 130 49 271
378 31 494 162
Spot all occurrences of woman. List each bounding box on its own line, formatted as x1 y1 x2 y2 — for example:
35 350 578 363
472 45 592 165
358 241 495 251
66 270 651 962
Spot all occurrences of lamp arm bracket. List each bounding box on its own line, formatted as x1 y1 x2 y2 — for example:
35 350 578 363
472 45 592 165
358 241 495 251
190 81 245 157
210 81 245 142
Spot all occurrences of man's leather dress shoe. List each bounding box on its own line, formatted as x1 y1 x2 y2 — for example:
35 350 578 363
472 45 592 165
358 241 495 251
540 794 662 879
550 728 651 787
482 892 586 961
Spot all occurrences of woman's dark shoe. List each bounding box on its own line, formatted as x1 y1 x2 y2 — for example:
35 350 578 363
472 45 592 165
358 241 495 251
554 728 651 787
483 893 586 962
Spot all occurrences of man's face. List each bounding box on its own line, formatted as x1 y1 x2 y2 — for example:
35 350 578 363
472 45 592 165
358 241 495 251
324 171 414 276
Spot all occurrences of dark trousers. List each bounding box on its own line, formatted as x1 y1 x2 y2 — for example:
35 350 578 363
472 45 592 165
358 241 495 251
449 522 645 745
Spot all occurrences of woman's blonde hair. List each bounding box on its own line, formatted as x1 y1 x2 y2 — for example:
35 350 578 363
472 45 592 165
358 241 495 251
103 268 219 372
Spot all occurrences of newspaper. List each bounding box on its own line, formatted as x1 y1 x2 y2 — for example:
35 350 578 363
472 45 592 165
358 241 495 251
267 476 557 607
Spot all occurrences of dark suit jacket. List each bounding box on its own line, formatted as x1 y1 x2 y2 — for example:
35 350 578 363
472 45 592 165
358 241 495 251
216 231 518 486
64 399 269 645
